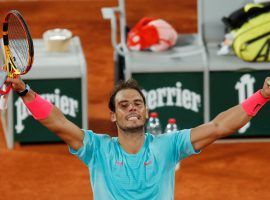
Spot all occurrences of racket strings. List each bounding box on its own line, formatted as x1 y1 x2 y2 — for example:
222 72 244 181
8 14 29 73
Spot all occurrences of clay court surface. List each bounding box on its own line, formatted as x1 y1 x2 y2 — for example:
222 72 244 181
0 0 270 199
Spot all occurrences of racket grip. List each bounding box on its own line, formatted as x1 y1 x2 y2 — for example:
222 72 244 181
0 94 9 110
24 93 53 120
0 85 11 110
0 85 11 95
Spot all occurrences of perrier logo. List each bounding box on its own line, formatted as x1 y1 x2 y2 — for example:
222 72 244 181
142 81 201 112
15 88 79 134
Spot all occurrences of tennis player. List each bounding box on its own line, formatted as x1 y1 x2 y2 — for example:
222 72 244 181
6 77 270 200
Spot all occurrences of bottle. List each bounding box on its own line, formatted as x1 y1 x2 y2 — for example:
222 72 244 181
164 118 178 133
165 118 181 171
146 112 162 135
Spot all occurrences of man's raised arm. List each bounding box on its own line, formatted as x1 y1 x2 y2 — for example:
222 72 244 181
6 77 84 150
190 77 270 151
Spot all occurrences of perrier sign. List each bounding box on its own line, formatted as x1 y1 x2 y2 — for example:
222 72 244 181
133 72 204 131
13 78 82 143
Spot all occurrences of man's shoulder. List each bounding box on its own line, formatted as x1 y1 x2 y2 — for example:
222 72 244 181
84 129 113 141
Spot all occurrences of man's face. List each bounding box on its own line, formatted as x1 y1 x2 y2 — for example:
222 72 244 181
111 89 148 133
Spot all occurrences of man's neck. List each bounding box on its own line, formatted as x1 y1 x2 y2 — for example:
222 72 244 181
118 130 145 154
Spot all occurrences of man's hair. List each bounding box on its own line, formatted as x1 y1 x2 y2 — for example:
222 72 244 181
108 79 146 112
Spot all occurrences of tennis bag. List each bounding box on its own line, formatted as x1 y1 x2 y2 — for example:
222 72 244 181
223 3 270 62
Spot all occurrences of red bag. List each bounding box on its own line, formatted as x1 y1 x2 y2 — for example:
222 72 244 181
127 17 178 51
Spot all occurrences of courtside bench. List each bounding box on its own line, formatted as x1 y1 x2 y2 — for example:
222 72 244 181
102 0 209 130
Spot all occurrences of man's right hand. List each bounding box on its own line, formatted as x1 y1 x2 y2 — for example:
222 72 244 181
5 76 26 93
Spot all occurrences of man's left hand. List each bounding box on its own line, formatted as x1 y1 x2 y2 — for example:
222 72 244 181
261 77 270 99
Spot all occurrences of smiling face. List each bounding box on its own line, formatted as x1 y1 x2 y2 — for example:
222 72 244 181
111 89 148 134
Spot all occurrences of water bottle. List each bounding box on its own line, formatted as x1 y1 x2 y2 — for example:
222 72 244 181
164 118 178 133
165 118 181 171
146 112 162 135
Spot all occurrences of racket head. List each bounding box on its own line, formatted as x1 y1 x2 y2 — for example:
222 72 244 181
2 10 34 76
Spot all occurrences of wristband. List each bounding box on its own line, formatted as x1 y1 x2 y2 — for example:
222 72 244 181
17 84 30 97
24 93 53 120
241 90 269 116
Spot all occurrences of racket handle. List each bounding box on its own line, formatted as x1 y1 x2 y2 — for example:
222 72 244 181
0 94 9 110
0 85 11 95
0 84 11 110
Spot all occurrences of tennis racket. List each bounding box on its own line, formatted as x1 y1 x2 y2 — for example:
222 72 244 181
0 10 34 109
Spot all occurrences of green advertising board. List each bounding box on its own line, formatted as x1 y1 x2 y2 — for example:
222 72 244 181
13 78 82 143
133 72 204 131
210 71 270 138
